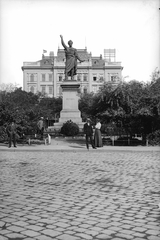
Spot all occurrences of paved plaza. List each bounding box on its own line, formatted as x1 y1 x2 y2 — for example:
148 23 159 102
0 141 160 240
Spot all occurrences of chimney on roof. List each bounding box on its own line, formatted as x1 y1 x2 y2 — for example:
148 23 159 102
100 54 102 59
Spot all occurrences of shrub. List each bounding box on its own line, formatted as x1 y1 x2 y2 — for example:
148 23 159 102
114 137 142 146
0 125 8 142
147 130 160 146
61 120 79 137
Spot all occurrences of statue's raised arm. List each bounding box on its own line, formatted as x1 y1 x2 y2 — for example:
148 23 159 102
60 35 68 50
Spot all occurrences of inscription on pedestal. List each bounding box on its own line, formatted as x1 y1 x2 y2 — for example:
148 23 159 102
54 81 83 129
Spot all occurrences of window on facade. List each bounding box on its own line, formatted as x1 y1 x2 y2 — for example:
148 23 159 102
111 75 116 82
30 86 34 93
92 86 97 93
77 74 81 81
42 86 46 94
78 88 82 93
49 86 53 95
30 74 34 82
49 74 52 82
59 75 63 81
83 88 87 94
83 74 87 81
42 74 45 82
93 76 97 81
99 75 104 82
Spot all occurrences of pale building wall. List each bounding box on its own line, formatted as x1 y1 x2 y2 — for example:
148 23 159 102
22 49 123 97
23 69 55 96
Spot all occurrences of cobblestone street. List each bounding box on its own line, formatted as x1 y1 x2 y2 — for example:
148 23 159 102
0 149 160 240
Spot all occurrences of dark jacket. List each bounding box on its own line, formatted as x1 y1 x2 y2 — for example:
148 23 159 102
84 123 93 136
6 123 17 136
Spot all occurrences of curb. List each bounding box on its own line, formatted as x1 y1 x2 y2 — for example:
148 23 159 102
0 145 159 152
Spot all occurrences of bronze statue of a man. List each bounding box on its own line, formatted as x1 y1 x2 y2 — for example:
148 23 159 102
60 35 85 80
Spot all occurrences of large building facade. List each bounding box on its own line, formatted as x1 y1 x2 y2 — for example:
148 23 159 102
22 48 123 97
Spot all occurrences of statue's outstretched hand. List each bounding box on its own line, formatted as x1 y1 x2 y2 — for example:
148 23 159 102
60 35 63 38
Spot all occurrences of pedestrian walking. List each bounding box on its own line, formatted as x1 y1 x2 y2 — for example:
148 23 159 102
37 117 44 140
94 119 103 147
6 121 17 148
83 118 96 150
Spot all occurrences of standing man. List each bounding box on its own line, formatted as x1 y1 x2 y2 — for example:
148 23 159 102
6 121 17 148
83 118 96 150
37 117 44 140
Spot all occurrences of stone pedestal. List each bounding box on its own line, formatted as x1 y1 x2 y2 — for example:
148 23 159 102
54 80 84 131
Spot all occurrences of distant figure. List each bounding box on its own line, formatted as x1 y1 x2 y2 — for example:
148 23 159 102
94 119 103 147
60 35 85 80
83 118 96 150
37 117 44 139
6 121 17 148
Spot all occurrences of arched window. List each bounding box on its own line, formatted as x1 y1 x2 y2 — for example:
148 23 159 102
30 74 34 82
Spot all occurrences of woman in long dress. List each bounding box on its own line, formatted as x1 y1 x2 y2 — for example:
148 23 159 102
94 119 103 147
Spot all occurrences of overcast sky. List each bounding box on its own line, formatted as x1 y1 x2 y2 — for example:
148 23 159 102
0 0 159 88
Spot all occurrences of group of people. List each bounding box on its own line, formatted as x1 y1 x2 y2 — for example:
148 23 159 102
6 117 102 150
84 118 103 150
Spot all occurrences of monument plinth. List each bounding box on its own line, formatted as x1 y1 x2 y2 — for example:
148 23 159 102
59 80 82 123
54 80 84 131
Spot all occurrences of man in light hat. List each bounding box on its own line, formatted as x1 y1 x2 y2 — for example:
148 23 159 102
37 117 44 139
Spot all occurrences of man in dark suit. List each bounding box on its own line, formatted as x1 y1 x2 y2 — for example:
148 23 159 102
6 121 17 148
83 118 96 150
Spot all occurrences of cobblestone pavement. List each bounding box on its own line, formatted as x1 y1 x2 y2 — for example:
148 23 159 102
0 150 160 240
